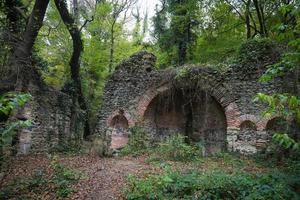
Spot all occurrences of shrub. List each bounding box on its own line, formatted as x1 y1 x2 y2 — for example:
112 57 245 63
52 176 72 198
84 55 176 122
124 169 300 200
237 38 278 64
50 155 82 198
120 126 149 156
89 135 108 156
0 169 46 199
155 134 203 161
0 92 32 165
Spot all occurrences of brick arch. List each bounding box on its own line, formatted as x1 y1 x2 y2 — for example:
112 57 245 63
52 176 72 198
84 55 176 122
238 114 261 130
137 83 241 128
106 110 135 127
259 115 286 131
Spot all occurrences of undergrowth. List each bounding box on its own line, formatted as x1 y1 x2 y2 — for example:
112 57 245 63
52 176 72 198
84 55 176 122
0 155 82 199
124 166 300 200
121 132 204 161
120 126 150 156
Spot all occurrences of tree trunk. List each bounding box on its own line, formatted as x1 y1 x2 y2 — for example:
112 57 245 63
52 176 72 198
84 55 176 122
1 0 50 90
72 0 79 23
253 0 267 37
178 40 187 65
245 0 251 39
54 0 91 139
109 20 116 73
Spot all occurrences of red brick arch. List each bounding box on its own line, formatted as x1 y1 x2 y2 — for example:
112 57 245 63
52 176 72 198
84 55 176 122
238 114 262 130
258 115 286 131
106 110 135 127
137 83 241 128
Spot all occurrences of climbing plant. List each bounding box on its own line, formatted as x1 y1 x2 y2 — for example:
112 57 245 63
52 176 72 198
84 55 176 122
254 3 300 153
0 92 32 164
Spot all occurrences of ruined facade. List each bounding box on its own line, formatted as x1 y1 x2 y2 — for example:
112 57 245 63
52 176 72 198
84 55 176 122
0 82 84 155
95 51 287 155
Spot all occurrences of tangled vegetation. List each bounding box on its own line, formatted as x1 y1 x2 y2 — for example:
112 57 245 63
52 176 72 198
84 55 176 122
0 155 82 199
124 167 300 200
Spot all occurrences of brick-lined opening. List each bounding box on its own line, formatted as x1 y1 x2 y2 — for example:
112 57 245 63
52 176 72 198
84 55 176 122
143 87 227 155
109 111 130 149
237 120 258 145
266 117 288 136
138 84 240 129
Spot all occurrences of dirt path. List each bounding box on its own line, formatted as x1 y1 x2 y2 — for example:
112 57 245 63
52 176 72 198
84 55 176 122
1 155 158 200
69 156 157 200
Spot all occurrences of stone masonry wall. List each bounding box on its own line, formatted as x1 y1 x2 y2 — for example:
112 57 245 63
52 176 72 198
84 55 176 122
95 50 287 155
17 85 73 154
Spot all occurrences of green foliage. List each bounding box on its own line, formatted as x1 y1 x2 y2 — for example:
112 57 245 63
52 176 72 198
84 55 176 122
253 3 300 154
50 155 82 198
273 133 300 151
259 40 300 82
121 126 149 156
155 134 203 161
174 67 188 80
237 38 275 64
194 1 245 65
124 168 300 200
0 169 46 199
0 92 32 164
0 155 82 199
0 92 31 116
152 0 200 66
253 93 300 120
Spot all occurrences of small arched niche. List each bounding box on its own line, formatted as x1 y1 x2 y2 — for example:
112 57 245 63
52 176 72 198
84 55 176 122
238 120 257 142
109 111 129 150
240 120 257 131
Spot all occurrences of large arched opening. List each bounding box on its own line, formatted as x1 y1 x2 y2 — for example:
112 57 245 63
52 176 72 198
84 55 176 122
143 87 227 155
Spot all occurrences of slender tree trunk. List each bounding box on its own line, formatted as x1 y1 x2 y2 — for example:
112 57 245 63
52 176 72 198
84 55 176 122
4 0 24 39
54 0 91 139
259 2 268 37
245 0 251 39
2 0 50 90
109 20 116 73
178 40 187 65
73 0 79 23
253 0 266 37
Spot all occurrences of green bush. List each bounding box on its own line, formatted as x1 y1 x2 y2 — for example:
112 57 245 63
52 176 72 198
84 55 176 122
0 92 32 165
124 169 300 200
237 38 277 64
155 134 203 161
0 169 46 199
120 126 150 156
50 155 82 198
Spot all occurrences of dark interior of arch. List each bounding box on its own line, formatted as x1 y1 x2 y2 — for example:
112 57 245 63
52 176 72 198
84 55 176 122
240 121 257 131
110 114 129 129
238 120 257 143
266 117 289 136
143 87 227 155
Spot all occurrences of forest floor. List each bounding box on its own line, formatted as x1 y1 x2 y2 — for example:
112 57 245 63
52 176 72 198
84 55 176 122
0 153 274 200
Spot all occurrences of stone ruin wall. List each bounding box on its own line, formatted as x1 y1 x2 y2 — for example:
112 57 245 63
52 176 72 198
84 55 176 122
3 50 287 155
0 82 78 155
95 51 286 155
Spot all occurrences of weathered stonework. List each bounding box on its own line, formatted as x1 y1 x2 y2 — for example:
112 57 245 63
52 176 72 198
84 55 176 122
1 81 82 155
95 50 288 155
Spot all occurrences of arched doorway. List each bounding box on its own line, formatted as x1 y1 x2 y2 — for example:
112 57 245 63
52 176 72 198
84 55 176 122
143 87 227 155
109 111 129 149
